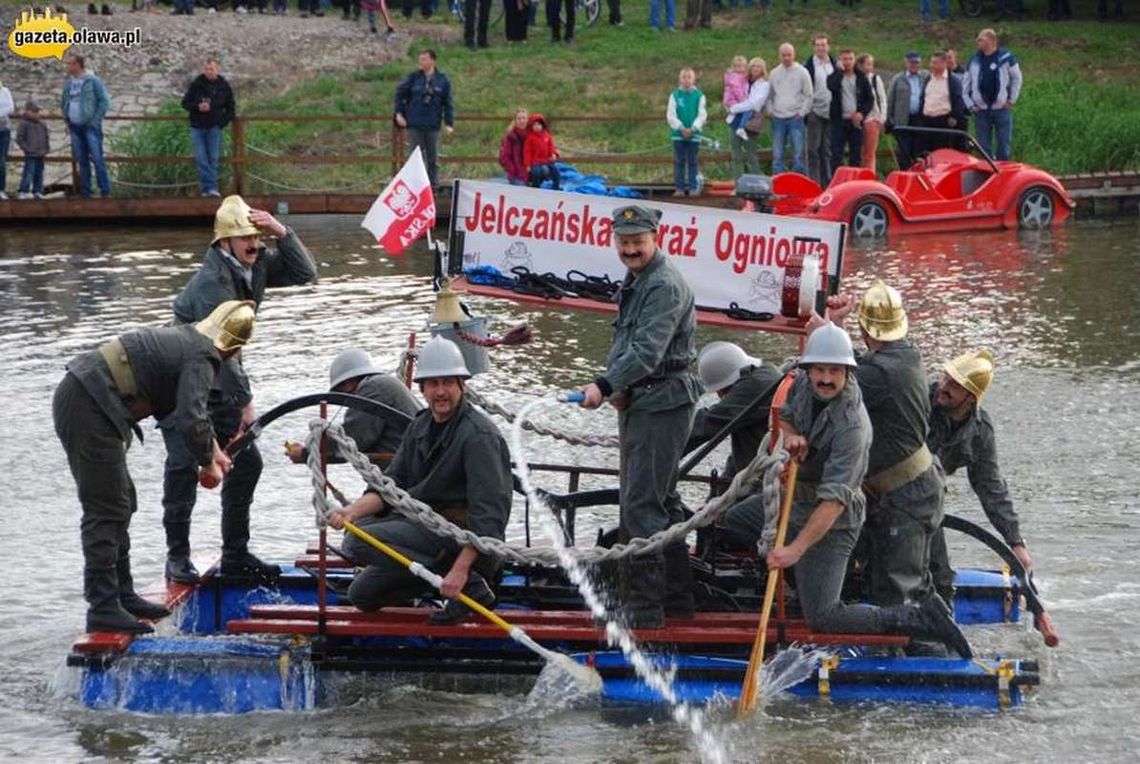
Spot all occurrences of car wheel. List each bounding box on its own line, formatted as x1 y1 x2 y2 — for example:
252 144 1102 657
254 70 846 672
850 199 889 238
1018 187 1055 229
958 0 983 17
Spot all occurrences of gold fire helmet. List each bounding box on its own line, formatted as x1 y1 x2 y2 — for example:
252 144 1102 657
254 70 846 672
212 195 261 244
196 300 256 353
944 349 995 402
857 280 908 342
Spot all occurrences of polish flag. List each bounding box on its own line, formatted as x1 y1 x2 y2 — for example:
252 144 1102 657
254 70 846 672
361 147 436 255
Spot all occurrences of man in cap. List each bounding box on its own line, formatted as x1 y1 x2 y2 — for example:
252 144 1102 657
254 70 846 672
53 301 255 634
162 195 317 584
928 350 1032 605
328 337 512 625
759 324 971 657
886 52 930 167
286 348 421 465
578 204 704 628
819 281 945 609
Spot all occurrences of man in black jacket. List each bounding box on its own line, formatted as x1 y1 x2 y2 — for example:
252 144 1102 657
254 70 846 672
803 35 837 186
181 58 235 197
827 49 872 170
162 195 317 584
918 51 967 155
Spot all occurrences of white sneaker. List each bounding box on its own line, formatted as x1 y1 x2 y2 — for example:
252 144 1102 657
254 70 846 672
735 127 749 140
0 192 7 200
17 192 33 199
725 115 734 125
33 193 45 199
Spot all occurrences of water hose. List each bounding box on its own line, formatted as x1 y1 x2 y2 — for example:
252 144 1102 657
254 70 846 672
339 519 603 692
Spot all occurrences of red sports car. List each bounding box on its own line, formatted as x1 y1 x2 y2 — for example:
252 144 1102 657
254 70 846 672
741 133 1076 238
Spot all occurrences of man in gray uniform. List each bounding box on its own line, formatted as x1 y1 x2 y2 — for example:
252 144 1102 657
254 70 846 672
762 324 970 657
825 280 944 607
579 204 704 628
928 349 1032 605
328 337 512 625
163 195 318 583
53 301 255 634
687 341 782 551
286 348 421 464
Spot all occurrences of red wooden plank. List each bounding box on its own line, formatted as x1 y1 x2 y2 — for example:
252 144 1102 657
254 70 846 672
72 632 134 654
455 279 809 336
248 604 789 630
295 555 354 569
227 616 907 647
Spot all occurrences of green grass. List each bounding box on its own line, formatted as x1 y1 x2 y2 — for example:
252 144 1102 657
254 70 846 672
111 0 1140 195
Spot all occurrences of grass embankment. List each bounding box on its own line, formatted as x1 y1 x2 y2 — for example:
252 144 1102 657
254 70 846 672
116 0 1139 194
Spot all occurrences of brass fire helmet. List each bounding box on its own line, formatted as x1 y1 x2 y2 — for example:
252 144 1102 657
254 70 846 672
944 349 995 403
196 300 256 353
857 280 908 342
212 195 261 244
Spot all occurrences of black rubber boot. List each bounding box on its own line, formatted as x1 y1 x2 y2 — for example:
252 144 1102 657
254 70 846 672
85 567 153 635
621 555 666 630
221 513 281 579
164 521 201 584
117 551 171 620
220 549 282 579
662 542 696 619
883 594 973 659
428 573 495 625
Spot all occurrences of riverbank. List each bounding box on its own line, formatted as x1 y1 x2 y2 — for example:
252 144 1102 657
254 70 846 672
1 0 1137 195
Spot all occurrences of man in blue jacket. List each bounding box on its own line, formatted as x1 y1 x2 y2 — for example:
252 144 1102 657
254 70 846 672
393 49 455 189
162 195 318 583
962 28 1022 161
60 54 111 198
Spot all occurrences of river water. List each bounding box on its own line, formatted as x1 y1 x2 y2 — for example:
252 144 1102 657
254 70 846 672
0 216 1137 762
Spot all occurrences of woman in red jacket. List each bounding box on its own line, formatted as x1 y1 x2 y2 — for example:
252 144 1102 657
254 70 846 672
498 108 529 185
523 113 560 191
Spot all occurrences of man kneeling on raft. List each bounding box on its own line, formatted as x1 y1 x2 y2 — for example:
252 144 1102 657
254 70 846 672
722 323 973 657
327 337 513 625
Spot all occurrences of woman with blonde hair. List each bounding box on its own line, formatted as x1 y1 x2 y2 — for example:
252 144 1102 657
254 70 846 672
498 108 529 185
857 53 888 174
726 57 769 178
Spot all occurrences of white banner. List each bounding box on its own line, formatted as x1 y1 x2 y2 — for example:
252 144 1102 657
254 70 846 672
450 180 845 315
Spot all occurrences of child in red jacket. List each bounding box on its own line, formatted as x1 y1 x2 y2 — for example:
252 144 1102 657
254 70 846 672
523 113 560 191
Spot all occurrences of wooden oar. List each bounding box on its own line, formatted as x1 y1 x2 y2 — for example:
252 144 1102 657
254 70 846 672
737 459 798 714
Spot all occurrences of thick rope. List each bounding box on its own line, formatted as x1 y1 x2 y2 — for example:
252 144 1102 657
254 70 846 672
306 417 787 565
465 389 621 449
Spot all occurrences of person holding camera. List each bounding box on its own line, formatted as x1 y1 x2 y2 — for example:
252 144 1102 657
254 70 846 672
393 49 455 190
181 58 236 198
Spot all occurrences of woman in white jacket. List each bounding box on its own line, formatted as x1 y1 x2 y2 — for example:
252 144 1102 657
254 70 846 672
0 80 15 200
726 57 770 177
856 54 888 175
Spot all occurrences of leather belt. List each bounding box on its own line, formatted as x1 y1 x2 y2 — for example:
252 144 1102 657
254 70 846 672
864 443 932 496
99 338 139 398
99 338 152 421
